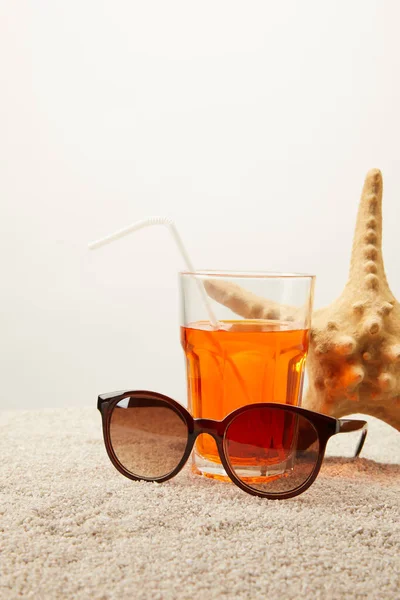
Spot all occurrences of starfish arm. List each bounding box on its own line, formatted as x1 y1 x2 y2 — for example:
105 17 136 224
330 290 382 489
204 279 299 321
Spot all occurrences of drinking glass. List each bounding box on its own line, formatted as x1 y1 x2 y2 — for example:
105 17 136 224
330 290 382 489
180 271 315 480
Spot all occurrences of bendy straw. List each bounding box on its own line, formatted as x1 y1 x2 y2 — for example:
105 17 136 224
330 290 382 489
88 216 219 328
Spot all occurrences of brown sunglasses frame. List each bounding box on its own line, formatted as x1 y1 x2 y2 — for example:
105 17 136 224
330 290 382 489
98 390 368 500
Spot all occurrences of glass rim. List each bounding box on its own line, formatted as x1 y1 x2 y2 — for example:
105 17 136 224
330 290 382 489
179 269 315 280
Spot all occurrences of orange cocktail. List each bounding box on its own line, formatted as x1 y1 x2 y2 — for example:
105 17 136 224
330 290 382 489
181 320 309 477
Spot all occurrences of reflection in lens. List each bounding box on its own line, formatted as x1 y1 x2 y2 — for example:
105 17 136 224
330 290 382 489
224 407 319 494
109 398 188 479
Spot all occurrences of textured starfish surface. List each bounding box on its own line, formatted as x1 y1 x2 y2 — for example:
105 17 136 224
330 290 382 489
205 169 400 431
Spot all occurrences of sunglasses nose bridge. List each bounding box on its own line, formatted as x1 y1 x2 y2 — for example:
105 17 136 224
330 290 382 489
193 418 224 442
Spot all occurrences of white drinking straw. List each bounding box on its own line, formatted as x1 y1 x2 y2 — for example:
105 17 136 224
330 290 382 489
88 216 219 328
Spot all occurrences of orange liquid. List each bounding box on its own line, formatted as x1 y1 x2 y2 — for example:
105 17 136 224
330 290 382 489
181 320 309 464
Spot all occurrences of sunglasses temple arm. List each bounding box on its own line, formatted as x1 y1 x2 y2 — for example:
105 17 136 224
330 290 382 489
336 419 368 458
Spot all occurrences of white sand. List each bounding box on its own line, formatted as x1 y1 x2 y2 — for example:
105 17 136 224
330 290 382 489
0 408 399 599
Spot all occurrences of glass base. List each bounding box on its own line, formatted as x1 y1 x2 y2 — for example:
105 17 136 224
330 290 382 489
191 450 230 481
191 448 293 483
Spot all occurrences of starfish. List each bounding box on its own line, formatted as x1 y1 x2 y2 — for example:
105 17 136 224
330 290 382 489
205 169 400 431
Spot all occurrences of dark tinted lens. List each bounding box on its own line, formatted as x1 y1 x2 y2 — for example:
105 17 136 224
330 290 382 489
109 397 188 479
225 406 319 495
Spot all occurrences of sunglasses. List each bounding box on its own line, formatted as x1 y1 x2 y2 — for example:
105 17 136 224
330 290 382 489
97 390 368 500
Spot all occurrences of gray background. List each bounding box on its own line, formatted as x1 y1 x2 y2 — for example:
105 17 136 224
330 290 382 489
2 1 400 409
